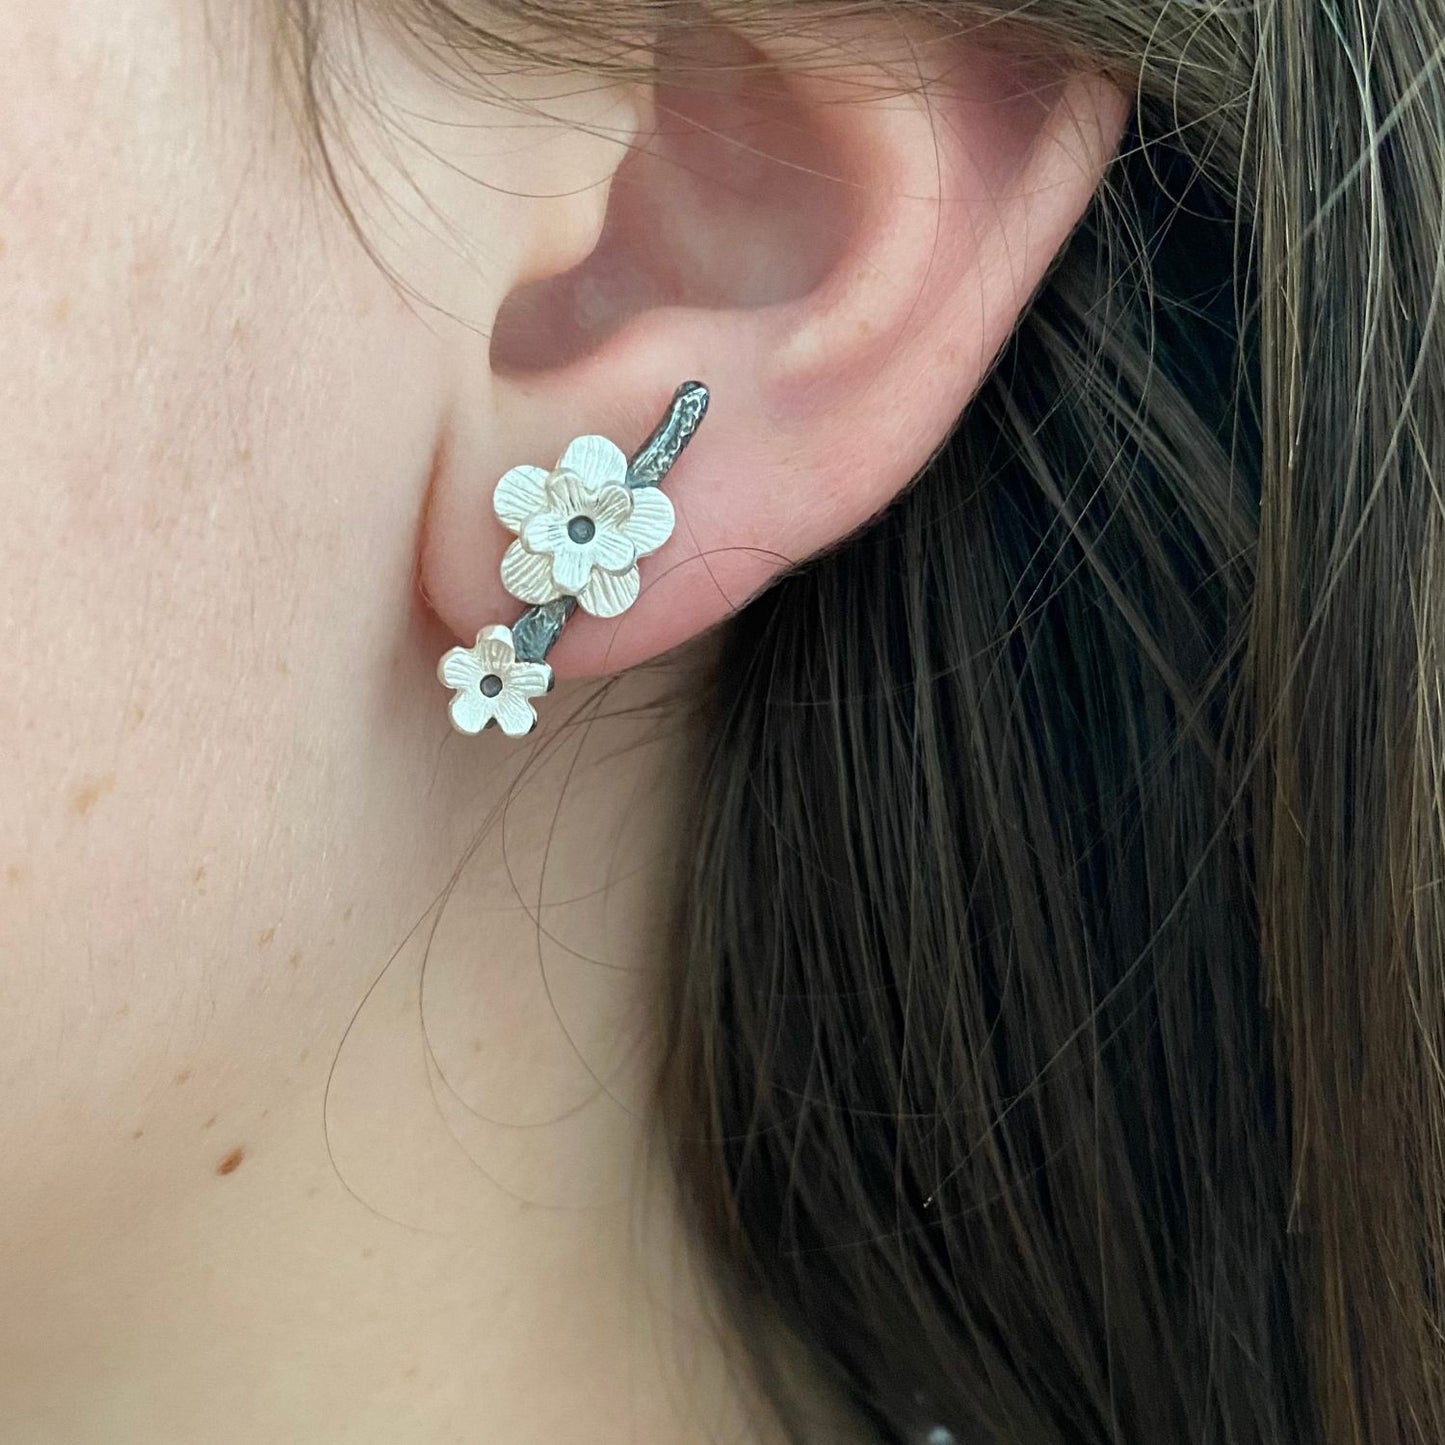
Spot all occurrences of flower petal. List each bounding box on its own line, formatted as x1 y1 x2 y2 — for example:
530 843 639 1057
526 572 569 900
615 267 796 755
501 540 561 605
623 486 675 557
550 543 593 595
557 435 627 490
475 639 516 675
493 465 549 532
449 687 494 736
438 646 484 690
590 524 635 572
521 512 568 557
494 690 537 737
544 470 590 517
591 484 633 529
508 662 553 699
476 623 517 654
577 563 640 617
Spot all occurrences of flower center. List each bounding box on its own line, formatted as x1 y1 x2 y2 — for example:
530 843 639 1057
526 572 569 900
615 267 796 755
480 674 503 698
566 514 596 544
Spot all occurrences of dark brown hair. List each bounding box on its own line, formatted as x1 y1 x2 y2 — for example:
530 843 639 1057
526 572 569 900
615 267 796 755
288 2 1445 1440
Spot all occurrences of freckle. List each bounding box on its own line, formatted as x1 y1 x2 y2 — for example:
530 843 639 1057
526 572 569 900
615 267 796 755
361 1247 375 1260
202 1114 218 1131
52 296 71 323
5 864 24 885
288 949 302 969
71 774 116 817
274 659 290 676
297 1047 309 1063
260 1108 269 1119
236 446 252 464
113 1002 130 1018
130 1128 144 1141
471 1038 483 1054
258 927 275 946
174 1068 193 1086
215 1147 246 1176
130 704 146 725
192 865 207 888
342 906 353 922
402 1364 417 1379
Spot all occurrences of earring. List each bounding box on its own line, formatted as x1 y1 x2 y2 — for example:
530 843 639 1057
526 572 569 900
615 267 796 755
437 381 710 737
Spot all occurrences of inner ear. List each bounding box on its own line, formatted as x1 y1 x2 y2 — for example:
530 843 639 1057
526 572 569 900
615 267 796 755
489 23 856 375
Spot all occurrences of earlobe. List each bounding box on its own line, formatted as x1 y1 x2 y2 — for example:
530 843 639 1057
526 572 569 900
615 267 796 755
418 24 1128 685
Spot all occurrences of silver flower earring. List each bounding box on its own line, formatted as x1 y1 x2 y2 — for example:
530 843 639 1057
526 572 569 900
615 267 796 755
437 381 710 737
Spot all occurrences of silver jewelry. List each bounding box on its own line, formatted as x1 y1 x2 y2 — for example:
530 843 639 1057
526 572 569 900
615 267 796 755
437 623 553 738
437 381 710 737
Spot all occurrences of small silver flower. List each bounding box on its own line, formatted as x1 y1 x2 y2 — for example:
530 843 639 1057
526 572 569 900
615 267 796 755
437 624 552 737
494 434 676 618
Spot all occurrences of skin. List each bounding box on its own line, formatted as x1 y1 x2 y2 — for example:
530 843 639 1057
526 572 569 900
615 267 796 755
0 2 1124 1439
0 5 737 1440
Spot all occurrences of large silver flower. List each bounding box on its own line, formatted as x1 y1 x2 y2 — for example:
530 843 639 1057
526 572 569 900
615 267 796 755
494 435 676 618
437 624 552 737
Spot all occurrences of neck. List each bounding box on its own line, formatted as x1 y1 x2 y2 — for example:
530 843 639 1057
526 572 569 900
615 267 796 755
0 656 762 1443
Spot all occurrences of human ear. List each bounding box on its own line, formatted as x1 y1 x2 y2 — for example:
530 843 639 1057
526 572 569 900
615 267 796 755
417 19 1130 677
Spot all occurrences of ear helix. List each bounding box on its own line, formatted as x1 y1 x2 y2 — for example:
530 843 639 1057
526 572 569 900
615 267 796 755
436 382 710 737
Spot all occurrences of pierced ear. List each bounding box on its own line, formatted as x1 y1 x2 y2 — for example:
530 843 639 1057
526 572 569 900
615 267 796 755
419 20 1129 677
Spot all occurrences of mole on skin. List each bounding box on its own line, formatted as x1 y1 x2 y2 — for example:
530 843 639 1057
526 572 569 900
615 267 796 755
71 774 115 817
216 1147 246 1176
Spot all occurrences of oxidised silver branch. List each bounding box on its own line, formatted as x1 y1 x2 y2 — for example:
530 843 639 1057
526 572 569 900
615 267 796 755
510 381 710 664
